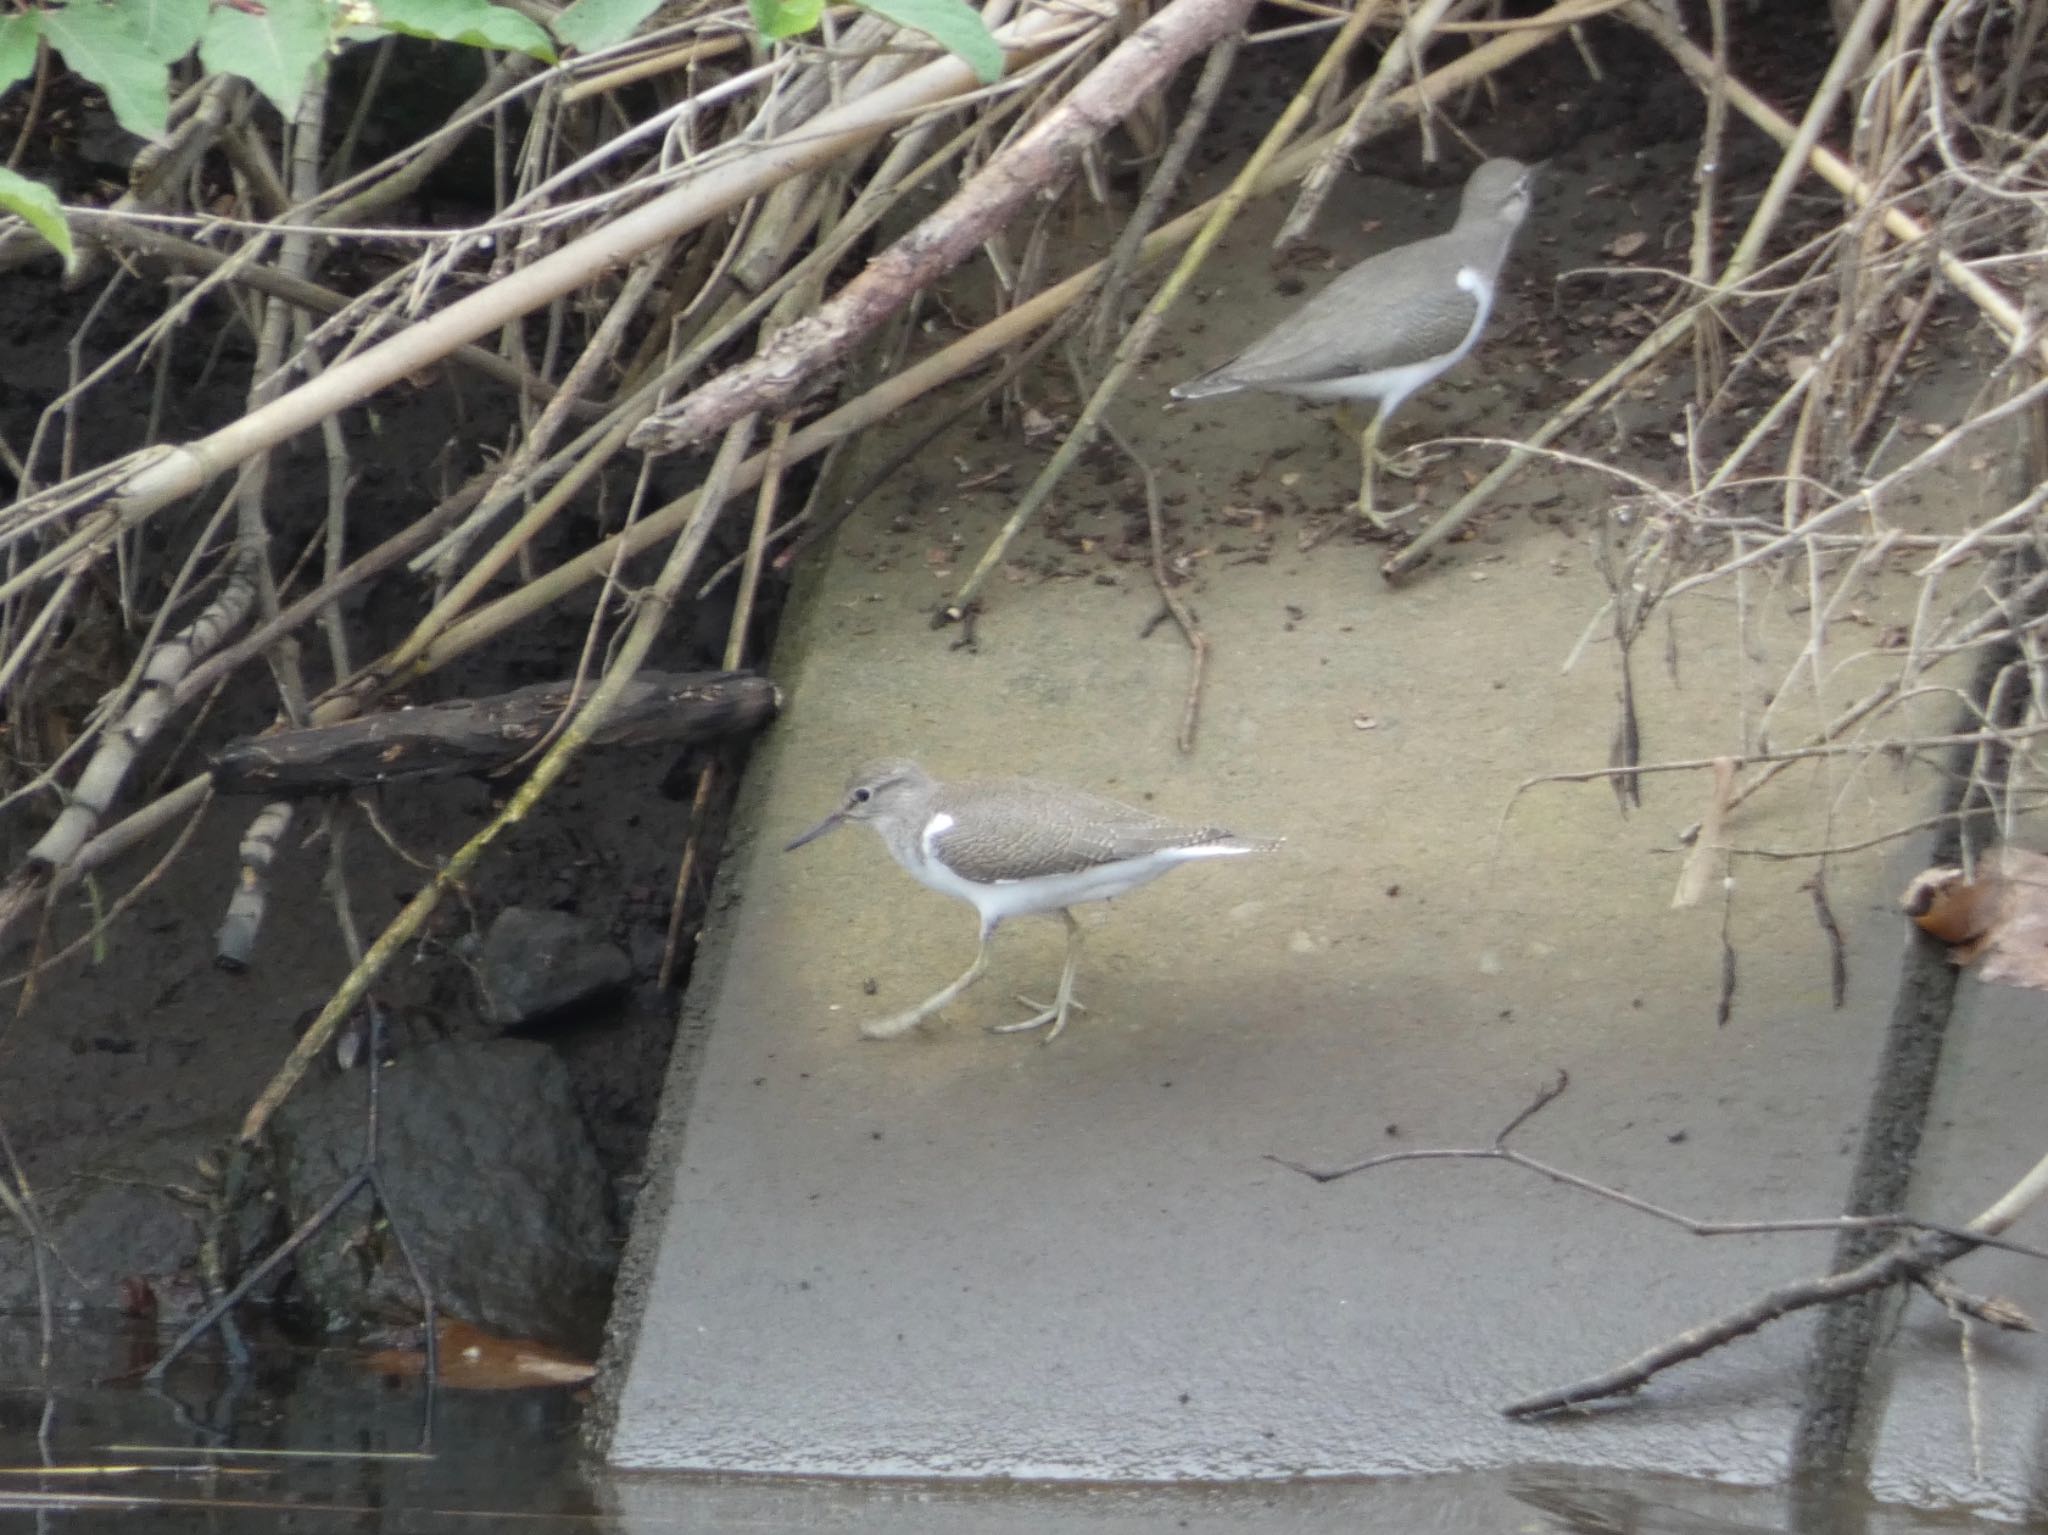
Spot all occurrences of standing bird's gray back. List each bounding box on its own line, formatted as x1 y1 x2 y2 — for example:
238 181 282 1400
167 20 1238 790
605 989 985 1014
1171 157 1535 402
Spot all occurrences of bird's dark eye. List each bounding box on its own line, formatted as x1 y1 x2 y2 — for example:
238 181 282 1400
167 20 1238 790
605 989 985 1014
852 787 872 803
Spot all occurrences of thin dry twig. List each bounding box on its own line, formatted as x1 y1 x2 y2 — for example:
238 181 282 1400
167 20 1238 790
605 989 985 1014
1272 1073 2048 1417
1105 415 1207 753
628 0 1260 456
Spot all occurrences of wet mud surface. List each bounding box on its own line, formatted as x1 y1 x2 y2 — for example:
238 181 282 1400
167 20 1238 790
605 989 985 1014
0 270 770 1335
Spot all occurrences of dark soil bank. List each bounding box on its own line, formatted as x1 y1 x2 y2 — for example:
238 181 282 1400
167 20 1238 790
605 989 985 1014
0 263 775 1349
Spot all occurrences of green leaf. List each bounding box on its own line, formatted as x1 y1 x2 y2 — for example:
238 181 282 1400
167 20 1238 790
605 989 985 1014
128 0 211 63
37 2 169 140
374 0 558 61
199 0 333 119
857 0 1001 82
0 14 40 101
0 165 71 263
551 0 663 53
749 0 824 41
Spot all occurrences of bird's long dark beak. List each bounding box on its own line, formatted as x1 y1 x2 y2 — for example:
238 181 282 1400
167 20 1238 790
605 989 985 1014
784 810 846 852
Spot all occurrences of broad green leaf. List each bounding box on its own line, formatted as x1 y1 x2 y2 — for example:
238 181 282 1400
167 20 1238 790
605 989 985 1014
129 0 210 63
552 0 663 53
37 2 169 140
199 0 332 119
0 14 40 100
0 165 70 262
857 0 1001 82
749 0 825 41
374 0 558 61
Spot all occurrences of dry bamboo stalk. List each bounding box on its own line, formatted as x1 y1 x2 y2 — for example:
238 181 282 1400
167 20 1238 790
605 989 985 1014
399 14 1572 681
7 0 1577 878
365 418 645 704
1085 29 1240 359
1686 0 1729 407
1385 0 1916 581
52 209 563 405
947 0 1373 615
32 2 1101 555
1436 0 1631 28
238 409 768 1144
1274 0 1424 250
419 244 672 583
0 777 215 958
627 0 1261 455
1708 0 1891 364
1632 0 2048 371
656 344 804 989
558 31 752 105
381 98 997 688
21 569 254 873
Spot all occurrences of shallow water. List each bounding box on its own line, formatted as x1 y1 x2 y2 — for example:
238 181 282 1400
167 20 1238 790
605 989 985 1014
0 1322 594 1530
3 1322 2041 1534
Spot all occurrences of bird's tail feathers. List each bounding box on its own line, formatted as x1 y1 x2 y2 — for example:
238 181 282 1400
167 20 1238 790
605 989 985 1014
1168 371 1242 402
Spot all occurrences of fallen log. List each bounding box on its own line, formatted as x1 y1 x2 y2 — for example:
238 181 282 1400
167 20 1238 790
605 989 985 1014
209 671 779 796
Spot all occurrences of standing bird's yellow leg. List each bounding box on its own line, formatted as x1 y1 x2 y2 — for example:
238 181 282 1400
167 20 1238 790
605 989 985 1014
994 909 1086 1042
1358 412 1395 530
1333 406 1420 531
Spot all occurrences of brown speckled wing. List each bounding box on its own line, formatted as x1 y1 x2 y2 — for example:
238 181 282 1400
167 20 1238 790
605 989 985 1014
926 778 1241 884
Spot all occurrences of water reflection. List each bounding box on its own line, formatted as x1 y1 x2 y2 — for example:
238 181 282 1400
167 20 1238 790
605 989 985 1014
0 1321 2035 1533
0 1320 593 1530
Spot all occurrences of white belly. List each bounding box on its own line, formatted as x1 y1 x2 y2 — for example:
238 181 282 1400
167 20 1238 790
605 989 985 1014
1280 354 1463 407
902 815 1255 931
1283 265 1497 415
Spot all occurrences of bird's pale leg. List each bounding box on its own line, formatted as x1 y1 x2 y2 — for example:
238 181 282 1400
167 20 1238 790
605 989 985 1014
993 910 1085 1042
1332 403 1422 478
861 933 991 1040
1379 440 1425 480
1364 416 1441 533
1356 412 1387 529
1336 408 1421 533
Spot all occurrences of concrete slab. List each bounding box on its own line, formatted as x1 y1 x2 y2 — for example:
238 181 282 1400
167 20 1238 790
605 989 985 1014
597 143 2045 1504
1863 976 2048 1516
605 1465 1980 1533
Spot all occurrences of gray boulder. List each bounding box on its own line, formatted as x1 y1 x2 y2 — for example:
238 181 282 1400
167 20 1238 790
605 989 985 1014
472 907 632 1029
272 1040 615 1352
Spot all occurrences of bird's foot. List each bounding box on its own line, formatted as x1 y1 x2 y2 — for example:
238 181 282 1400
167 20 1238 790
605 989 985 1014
1355 490 1424 532
859 1009 936 1041
992 993 1089 1044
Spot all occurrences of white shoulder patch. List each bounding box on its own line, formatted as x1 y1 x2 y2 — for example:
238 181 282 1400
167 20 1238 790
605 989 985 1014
1455 266 1487 299
920 812 956 856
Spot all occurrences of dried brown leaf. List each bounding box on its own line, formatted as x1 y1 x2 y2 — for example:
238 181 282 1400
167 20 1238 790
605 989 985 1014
364 1317 596 1391
1672 757 1736 908
1903 846 2048 987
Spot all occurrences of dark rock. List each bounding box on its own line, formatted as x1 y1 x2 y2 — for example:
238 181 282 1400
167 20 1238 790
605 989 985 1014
271 1040 615 1352
472 907 632 1029
0 1116 265 1322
